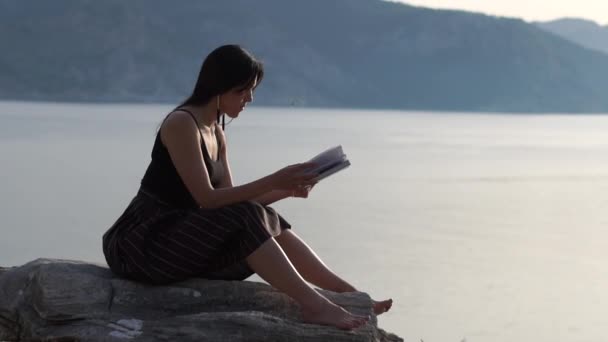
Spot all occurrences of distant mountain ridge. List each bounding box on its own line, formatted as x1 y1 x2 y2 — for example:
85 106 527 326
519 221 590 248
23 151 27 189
1 0 608 112
536 18 608 55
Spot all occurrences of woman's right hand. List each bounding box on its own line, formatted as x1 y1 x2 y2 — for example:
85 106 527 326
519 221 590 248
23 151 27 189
270 163 318 191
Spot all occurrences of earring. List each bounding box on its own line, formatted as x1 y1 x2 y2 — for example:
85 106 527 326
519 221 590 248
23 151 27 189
216 95 226 130
216 95 220 122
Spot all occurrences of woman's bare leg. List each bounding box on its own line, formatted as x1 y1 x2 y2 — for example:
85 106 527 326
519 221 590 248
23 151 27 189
245 237 368 329
275 230 393 315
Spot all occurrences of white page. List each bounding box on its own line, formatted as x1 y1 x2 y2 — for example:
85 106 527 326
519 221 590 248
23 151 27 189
307 145 350 180
308 145 346 174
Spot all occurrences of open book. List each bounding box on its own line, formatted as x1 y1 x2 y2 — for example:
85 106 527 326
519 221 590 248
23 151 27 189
307 145 351 182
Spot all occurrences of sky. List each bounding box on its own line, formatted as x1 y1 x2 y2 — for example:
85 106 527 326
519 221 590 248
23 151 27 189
392 0 608 25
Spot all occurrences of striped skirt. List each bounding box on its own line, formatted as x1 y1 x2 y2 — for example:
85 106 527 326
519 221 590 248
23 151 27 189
102 188 291 284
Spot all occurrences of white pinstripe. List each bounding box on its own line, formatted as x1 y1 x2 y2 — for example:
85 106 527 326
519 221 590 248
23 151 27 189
240 204 269 244
125 226 184 280
108 194 288 283
222 205 266 244
175 229 220 251
149 239 207 268
148 263 180 281
222 205 262 246
182 220 224 243
212 209 242 227
191 212 232 232
147 248 194 275
168 237 211 261
121 238 156 280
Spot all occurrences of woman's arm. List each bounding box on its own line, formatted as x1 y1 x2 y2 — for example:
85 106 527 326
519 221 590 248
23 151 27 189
215 125 310 205
254 190 291 205
215 123 312 205
255 184 315 205
162 112 314 209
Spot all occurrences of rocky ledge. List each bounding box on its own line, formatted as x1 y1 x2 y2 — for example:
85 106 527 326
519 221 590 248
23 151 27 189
0 259 402 341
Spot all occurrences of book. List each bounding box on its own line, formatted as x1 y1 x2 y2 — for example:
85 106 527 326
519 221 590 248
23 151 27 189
307 145 351 182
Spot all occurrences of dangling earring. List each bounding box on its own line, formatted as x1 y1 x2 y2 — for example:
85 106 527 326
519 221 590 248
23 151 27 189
216 95 225 130
216 95 221 128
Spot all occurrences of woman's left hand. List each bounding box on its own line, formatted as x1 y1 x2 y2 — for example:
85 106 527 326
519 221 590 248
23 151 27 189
291 184 315 198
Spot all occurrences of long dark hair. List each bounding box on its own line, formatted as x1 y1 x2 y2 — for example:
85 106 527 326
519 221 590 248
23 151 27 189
177 45 264 129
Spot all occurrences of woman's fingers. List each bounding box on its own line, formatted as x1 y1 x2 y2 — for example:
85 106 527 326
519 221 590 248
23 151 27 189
297 173 318 186
274 162 320 191
292 185 311 198
290 164 319 183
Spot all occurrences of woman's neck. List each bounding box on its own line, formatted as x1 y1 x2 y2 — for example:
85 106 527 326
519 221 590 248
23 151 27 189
187 102 218 129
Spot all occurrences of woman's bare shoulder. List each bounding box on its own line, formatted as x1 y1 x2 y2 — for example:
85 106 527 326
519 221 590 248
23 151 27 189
160 111 200 145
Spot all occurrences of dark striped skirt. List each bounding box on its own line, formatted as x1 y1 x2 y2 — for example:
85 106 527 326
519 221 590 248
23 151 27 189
102 188 291 284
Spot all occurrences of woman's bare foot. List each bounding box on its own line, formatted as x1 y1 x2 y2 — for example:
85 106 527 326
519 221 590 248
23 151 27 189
373 299 393 315
328 285 393 316
301 301 369 330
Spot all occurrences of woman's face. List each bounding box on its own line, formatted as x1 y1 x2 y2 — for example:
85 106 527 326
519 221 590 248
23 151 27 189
220 78 257 118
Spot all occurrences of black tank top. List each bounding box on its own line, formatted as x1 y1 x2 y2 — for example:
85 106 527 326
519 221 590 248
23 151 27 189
140 109 225 208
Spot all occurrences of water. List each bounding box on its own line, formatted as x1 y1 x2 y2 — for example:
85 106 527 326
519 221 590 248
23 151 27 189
2 101 608 341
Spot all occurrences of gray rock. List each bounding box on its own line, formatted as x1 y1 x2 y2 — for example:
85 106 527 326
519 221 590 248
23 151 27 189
0 259 403 341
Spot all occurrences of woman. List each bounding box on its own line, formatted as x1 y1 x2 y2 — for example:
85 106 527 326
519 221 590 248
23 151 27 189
102 44 391 330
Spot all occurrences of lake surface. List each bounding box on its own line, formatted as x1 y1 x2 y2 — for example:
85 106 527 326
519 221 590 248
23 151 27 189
2 101 608 341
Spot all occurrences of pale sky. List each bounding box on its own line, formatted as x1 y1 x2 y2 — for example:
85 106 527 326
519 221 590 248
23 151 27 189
392 0 608 25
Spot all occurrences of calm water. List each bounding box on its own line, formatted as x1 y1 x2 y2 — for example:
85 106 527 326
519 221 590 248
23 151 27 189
2 101 608 341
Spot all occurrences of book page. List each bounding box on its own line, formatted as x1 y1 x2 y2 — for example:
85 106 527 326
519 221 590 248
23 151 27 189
307 145 350 180
308 145 346 174
313 160 351 182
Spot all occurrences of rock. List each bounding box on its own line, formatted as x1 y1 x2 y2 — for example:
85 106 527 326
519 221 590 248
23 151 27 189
0 259 403 341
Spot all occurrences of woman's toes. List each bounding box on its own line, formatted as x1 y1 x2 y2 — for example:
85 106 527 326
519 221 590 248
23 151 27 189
373 298 393 315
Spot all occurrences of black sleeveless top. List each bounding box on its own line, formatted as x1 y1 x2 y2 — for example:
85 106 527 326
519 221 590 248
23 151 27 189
140 109 226 209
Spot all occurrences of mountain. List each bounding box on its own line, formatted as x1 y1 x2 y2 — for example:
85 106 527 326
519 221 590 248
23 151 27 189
536 18 608 55
1 0 608 112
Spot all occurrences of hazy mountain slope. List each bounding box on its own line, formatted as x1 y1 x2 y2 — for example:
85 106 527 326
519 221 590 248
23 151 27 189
1 0 608 112
536 18 608 55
